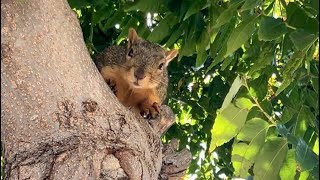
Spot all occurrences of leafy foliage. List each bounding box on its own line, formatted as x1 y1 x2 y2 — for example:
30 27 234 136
68 0 319 179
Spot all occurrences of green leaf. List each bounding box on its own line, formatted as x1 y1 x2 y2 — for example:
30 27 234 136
280 107 295 123
282 34 294 57
209 103 249 152
258 16 287 41
276 124 299 146
289 30 318 51
286 2 319 34
248 75 268 100
221 76 243 111
116 18 139 43
125 0 160 12
313 138 319 155
213 0 244 28
276 57 304 95
224 17 257 58
68 0 90 9
195 50 207 68
280 149 297 180
207 16 237 72
248 43 274 76
92 5 114 26
253 137 288 180
102 10 125 30
183 0 208 20
240 0 261 11
234 97 254 110
232 118 269 177
299 171 310 180
310 164 320 179
208 45 227 70
294 106 311 137
275 78 293 96
231 143 252 177
221 55 235 70
311 77 319 93
147 13 179 43
195 29 210 67
180 36 196 57
296 138 319 171
165 23 186 47
299 105 315 127
237 118 269 141
305 90 319 112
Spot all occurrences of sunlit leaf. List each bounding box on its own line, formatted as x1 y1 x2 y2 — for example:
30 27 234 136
221 76 243 111
224 17 257 58
280 149 297 180
234 97 254 110
313 138 319 155
209 104 249 152
253 137 288 180
293 106 311 137
232 118 269 177
299 171 310 180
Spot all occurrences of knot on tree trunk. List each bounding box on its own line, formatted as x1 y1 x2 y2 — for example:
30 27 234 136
159 139 192 180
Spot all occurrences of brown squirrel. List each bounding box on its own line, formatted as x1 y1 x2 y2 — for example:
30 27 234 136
95 28 178 119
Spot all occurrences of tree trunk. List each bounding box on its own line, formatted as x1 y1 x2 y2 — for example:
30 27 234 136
1 0 190 179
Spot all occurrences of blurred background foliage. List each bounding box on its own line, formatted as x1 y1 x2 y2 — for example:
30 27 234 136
2 0 318 179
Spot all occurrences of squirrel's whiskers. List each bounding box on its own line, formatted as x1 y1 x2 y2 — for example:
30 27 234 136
95 28 178 119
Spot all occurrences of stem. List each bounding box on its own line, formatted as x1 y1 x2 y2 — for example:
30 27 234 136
88 8 98 54
89 8 94 44
278 0 283 18
243 77 276 124
285 23 297 30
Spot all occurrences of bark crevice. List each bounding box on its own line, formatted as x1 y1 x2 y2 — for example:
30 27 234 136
1 0 191 179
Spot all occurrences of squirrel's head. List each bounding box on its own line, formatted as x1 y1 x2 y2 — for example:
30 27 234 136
124 28 178 89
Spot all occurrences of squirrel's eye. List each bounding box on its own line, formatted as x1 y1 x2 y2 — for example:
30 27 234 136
128 48 134 57
158 63 164 70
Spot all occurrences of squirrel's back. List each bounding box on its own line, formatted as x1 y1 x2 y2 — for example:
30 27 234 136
95 46 126 71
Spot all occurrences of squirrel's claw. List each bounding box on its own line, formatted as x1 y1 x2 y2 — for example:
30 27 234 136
106 79 117 95
139 102 160 119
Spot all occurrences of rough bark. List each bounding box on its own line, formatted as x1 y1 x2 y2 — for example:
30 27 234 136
1 0 191 179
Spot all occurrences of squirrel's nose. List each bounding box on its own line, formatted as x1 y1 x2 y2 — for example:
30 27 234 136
134 68 146 80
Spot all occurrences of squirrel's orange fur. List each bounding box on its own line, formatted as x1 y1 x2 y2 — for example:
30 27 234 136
95 28 178 118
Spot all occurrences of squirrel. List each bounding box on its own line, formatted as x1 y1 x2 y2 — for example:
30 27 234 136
95 28 178 119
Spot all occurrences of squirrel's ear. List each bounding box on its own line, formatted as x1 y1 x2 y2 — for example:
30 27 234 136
128 28 139 47
165 49 178 65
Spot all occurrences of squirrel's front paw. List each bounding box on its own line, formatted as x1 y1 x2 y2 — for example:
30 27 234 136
139 101 160 120
106 79 117 94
